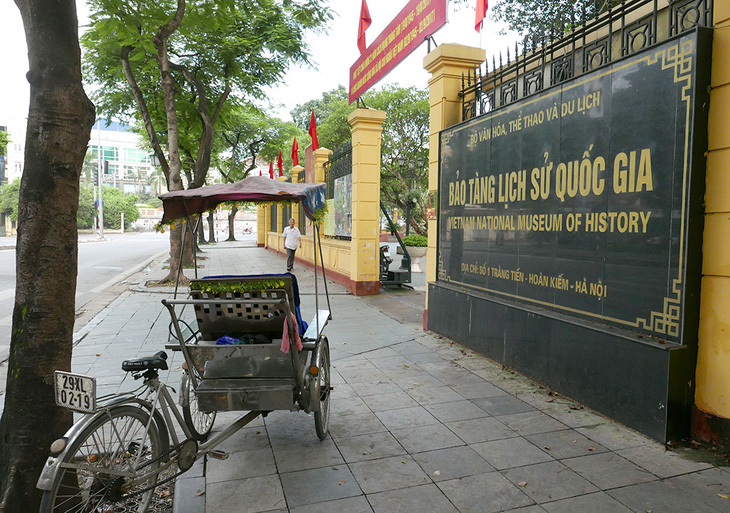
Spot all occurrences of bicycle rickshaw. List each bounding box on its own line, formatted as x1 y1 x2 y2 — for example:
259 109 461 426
37 176 332 512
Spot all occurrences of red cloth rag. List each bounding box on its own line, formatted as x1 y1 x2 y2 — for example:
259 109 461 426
281 313 302 353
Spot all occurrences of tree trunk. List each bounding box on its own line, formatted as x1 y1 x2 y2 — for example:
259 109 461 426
0 1 95 510
226 205 238 241
207 211 215 243
197 215 207 245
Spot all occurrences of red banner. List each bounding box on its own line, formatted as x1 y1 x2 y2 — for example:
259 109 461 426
349 0 447 103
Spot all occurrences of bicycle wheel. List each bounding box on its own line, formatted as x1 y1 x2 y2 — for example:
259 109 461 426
40 405 162 513
314 337 331 440
182 369 216 441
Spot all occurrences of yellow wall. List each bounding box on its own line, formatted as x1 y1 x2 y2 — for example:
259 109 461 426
695 5 730 420
261 139 384 293
348 108 387 287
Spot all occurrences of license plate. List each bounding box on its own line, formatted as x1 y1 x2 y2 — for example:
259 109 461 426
54 371 96 413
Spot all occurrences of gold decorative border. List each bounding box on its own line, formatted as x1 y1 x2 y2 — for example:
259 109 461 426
438 37 698 339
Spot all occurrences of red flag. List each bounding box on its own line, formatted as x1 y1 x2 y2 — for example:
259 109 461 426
308 110 319 151
269 160 274 179
358 0 372 53
291 136 299 167
277 151 283 177
475 0 488 33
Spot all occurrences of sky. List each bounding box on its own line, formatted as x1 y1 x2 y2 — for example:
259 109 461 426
0 1 515 125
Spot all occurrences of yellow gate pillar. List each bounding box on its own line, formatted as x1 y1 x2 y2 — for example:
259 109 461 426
694 4 730 448
257 205 267 247
423 44 486 327
348 108 386 295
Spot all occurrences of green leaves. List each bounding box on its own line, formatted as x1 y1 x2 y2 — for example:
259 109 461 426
82 0 333 187
190 279 287 295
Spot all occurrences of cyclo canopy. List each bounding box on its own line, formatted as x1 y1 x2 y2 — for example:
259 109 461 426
159 175 327 223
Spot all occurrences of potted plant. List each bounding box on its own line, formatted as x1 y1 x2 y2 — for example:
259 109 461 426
402 234 428 273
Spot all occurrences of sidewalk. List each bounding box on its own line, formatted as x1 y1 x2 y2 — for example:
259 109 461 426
25 241 730 512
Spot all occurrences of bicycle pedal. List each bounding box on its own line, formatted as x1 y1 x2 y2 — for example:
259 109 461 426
208 450 229 460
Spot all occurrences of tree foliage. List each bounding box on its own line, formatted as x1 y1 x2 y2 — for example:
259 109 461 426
0 179 20 222
82 0 332 281
0 130 9 157
78 186 141 229
215 103 303 184
83 0 331 185
291 84 429 235
484 0 613 40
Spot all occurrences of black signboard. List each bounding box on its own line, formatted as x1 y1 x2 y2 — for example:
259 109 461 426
438 32 707 344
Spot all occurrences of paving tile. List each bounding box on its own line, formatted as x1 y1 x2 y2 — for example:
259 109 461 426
437 472 535 513
215 425 271 454
206 474 286 512
405 385 465 405
502 507 548 513
446 416 517 444
280 465 362 508
391 340 435 355
451 380 508 399
607 479 721 513
206 447 276 483
616 444 714 478
290 495 373 513
335 431 406 463
472 395 536 416
172 475 204 513
412 445 495 482
404 351 450 365
562 452 657 489
425 400 489 423
363 347 402 359
329 395 372 416
349 380 402 397
540 403 612 429
367 355 418 371
540 491 633 512
265 411 322 446
271 437 344 473
389 370 446 388
575 422 652 451
428 369 487 388
368 484 458 513
349 455 430 494
497 411 569 436
525 429 609 460
375 406 440 431
329 382 358 398
502 461 600 503
360 390 419 411
390 423 465 454
328 411 388 439
338 367 392 384
667 467 730 511
472 437 554 470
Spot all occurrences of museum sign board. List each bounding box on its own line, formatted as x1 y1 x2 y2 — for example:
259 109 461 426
438 31 709 345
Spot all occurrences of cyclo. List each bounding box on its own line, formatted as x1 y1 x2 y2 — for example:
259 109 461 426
36 176 332 512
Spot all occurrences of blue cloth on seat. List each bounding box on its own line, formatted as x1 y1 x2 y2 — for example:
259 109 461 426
200 273 308 336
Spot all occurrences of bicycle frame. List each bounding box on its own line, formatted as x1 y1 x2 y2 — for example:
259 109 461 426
37 371 263 493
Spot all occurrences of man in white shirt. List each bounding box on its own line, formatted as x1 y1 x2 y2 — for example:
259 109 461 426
283 218 301 272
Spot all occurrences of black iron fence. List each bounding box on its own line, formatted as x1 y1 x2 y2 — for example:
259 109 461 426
269 204 277 233
324 142 352 201
323 142 353 240
461 0 713 121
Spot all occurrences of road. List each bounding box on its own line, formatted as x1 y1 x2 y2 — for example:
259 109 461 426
0 232 169 363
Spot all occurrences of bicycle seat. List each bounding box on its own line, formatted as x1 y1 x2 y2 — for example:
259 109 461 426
122 351 169 372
